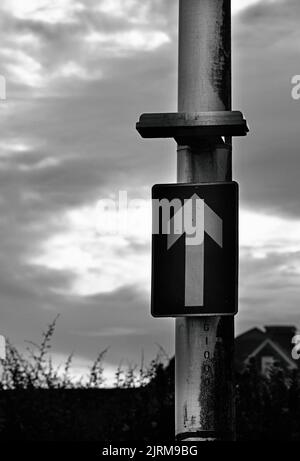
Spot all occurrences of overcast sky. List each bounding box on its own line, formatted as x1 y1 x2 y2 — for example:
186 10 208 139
0 0 299 381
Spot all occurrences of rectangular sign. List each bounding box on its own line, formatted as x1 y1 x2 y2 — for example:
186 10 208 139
151 182 238 317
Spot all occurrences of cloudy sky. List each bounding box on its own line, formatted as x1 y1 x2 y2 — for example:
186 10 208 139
0 0 299 381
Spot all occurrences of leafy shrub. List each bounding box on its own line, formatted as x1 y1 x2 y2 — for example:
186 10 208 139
0 319 299 441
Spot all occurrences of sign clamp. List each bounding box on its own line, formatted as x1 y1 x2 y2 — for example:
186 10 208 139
136 111 248 144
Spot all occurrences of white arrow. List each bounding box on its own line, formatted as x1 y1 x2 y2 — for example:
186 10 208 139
167 194 223 307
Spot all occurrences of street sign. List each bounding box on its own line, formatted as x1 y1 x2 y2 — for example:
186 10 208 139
151 182 238 317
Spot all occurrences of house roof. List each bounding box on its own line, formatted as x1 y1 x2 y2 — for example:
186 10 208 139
264 326 297 357
235 325 298 372
235 327 266 371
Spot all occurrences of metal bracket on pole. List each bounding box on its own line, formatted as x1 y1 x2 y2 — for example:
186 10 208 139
136 111 248 144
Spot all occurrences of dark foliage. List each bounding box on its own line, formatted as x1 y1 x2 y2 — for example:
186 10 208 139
236 359 300 441
0 361 175 442
0 321 299 441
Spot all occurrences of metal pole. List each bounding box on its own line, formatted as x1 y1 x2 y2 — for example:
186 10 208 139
175 0 235 442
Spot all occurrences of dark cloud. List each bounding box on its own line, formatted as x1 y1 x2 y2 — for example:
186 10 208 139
233 0 300 217
0 0 299 372
1 278 172 369
238 249 300 334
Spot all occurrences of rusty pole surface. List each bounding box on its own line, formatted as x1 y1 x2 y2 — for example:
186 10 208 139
175 0 235 441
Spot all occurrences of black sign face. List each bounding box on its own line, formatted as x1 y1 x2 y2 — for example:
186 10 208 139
151 182 238 317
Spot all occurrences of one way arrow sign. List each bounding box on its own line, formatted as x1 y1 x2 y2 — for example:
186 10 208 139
168 194 223 308
151 182 238 317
